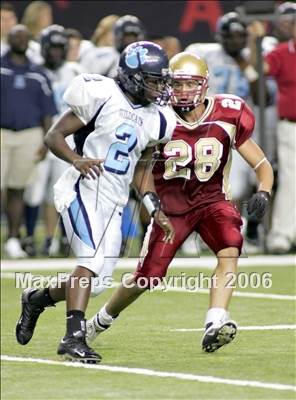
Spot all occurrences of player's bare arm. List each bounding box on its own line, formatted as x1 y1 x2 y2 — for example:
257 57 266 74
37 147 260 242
238 138 273 192
35 115 53 162
45 109 104 179
248 21 270 74
238 138 274 221
133 147 175 244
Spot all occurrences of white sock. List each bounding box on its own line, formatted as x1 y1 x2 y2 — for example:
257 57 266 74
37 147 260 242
95 304 114 331
205 307 229 327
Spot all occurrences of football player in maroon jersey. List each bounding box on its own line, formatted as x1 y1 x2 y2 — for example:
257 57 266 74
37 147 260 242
86 52 274 353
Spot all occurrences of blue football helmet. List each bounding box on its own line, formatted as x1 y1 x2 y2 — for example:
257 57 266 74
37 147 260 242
216 12 247 57
40 25 68 61
117 41 171 106
113 15 146 53
277 1 296 16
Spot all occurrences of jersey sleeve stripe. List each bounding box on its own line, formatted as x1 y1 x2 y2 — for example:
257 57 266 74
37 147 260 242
25 72 52 96
74 99 109 156
158 110 167 140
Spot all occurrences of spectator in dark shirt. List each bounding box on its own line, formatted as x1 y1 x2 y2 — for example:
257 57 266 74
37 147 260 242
1 24 57 258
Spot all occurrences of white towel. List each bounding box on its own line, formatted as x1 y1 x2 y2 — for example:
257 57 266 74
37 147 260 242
53 166 80 213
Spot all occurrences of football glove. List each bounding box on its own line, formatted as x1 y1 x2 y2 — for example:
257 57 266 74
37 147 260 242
247 191 270 222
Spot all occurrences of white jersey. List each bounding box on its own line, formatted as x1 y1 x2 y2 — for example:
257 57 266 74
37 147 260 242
80 47 120 78
54 73 176 210
26 40 43 65
46 61 84 156
78 40 95 62
0 40 9 57
45 61 84 115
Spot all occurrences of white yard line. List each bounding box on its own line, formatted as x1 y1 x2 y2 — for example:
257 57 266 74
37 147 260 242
150 285 296 301
1 355 295 393
1 273 295 301
170 324 296 332
1 254 295 271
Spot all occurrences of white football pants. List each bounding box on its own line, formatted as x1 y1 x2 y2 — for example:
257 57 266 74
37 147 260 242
61 178 123 295
268 120 296 248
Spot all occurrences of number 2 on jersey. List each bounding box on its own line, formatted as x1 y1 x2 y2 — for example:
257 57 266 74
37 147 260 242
104 123 137 175
163 138 223 182
221 98 242 110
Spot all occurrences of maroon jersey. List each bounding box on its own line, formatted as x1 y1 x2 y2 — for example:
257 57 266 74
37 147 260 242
153 94 255 215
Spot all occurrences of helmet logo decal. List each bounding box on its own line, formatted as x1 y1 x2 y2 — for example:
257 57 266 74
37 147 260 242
125 46 148 68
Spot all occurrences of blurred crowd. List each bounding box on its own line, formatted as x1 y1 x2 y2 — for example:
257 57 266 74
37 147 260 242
1 1 295 258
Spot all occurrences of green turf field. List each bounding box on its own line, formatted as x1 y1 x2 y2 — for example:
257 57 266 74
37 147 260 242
1 261 296 399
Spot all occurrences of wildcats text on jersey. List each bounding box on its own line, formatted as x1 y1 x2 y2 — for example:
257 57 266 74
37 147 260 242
119 109 144 126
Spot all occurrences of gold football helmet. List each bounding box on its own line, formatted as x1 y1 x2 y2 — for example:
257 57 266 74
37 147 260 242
169 52 209 111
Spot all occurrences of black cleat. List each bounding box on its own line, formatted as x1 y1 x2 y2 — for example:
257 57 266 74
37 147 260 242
21 236 37 257
202 321 237 353
57 331 102 364
16 288 45 345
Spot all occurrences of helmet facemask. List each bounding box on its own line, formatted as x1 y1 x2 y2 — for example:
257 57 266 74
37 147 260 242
169 52 209 112
120 71 171 106
118 41 171 106
140 71 172 106
171 76 208 112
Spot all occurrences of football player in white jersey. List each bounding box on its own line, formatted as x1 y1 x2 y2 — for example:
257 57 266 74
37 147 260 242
80 15 148 250
80 15 146 78
16 41 176 363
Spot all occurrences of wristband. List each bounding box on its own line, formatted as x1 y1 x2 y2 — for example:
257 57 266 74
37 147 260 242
254 157 267 170
143 191 161 217
244 65 259 82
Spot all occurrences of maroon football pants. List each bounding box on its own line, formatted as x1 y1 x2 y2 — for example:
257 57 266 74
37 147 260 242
134 200 243 284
